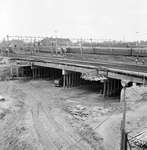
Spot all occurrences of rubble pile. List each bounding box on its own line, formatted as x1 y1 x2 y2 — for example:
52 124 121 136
81 71 107 81
129 128 147 148
65 105 88 121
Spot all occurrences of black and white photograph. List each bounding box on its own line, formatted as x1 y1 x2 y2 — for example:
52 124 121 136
0 0 147 149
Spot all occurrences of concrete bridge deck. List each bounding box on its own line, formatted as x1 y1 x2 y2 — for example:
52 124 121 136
11 55 147 84
4 53 147 98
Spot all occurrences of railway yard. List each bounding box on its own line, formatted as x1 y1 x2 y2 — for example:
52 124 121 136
0 52 147 150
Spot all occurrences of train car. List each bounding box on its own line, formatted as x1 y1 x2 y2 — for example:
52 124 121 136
110 47 132 56
67 46 94 54
132 48 147 57
94 47 112 55
82 47 94 54
66 46 81 53
94 47 132 56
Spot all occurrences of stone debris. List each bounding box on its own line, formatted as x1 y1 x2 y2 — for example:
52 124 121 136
0 95 5 101
81 70 107 81
129 128 147 148
92 106 109 115
66 105 88 121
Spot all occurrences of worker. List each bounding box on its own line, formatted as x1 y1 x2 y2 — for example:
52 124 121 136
135 57 138 64
142 58 145 65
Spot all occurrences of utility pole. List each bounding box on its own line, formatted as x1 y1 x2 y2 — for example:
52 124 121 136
6 35 9 58
120 80 129 150
80 37 82 57
55 30 58 56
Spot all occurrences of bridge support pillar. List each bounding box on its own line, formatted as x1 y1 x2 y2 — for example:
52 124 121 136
66 74 69 88
71 73 73 87
46 68 48 77
22 67 24 77
107 80 110 97
39 68 41 78
16 67 19 77
49 68 51 77
103 81 107 97
48 68 50 77
33 69 34 80
38 68 40 78
34 69 36 79
133 82 136 86
63 74 66 88
62 70 83 88
103 79 121 98
69 73 71 87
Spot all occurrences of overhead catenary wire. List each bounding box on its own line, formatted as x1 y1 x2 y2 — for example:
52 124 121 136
65 109 116 150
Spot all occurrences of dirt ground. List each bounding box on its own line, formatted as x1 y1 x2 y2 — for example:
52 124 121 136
0 57 147 150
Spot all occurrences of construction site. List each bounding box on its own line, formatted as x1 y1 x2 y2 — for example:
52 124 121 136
0 49 147 150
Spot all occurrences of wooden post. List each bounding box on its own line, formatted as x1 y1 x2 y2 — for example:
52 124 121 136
75 73 77 86
66 74 69 88
69 73 71 87
33 69 34 80
63 74 66 88
110 80 113 96
16 67 18 77
114 79 116 96
71 74 73 87
103 81 106 97
72 73 74 87
73 73 75 87
40 68 42 78
22 67 24 77
48 68 50 77
107 80 110 97
10 67 13 76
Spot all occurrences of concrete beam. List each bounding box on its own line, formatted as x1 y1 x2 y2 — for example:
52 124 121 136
107 67 147 77
34 62 94 73
107 72 146 83
62 69 76 75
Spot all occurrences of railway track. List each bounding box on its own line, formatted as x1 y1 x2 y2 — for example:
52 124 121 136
7 53 147 73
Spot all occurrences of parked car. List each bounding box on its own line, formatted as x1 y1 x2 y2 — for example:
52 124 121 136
54 77 63 87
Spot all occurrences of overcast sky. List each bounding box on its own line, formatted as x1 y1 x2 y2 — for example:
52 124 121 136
0 0 147 41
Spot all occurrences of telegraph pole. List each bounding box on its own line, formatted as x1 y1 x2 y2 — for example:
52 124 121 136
120 80 129 150
6 35 9 58
54 30 58 56
80 37 82 57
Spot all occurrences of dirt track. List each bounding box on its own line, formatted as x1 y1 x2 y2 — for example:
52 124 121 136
0 80 93 150
0 78 147 150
